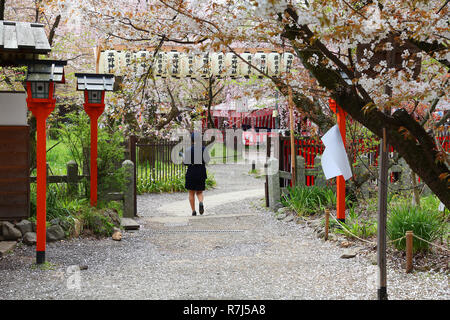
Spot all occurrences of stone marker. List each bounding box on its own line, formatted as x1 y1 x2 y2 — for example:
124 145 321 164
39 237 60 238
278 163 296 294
122 160 136 218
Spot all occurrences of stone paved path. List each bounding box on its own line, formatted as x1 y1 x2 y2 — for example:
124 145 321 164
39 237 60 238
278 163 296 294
0 163 447 300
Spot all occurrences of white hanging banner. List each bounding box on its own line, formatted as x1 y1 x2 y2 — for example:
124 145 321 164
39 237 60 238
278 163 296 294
320 125 353 180
98 50 293 79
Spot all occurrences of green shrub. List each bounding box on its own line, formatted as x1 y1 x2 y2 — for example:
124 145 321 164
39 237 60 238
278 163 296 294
30 184 72 220
81 208 115 237
334 208 377 239
387 204 445 252
281 186 335 216
58 111 126 198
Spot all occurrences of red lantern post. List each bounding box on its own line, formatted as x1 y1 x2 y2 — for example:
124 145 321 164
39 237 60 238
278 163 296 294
83 90 105 207
24 60 66 264
75 73 115 207
329 98 347 223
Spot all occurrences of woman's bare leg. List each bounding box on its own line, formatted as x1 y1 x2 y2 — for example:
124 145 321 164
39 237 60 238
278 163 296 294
188 190 196 212
196 191 204 203
196 191 204 214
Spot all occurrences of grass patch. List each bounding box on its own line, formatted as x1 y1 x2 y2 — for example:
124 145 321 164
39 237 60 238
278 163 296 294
31 261 57 271
334 208 377 239
281 185 336 216
387 203 447 252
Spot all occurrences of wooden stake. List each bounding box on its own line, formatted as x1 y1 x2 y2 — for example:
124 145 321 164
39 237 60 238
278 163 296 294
406 231 413 273
377 127 389 300
325 209 330 241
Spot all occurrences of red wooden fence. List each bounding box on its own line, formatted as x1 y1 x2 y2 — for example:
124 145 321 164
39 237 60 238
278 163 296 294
280 134 450 187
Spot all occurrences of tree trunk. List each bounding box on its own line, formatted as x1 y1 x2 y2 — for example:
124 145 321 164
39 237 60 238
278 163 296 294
0 0 5 20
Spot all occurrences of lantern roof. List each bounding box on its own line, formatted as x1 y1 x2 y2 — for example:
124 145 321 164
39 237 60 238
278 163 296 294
0 21 52 66
24 60 67 83
74 73 115 91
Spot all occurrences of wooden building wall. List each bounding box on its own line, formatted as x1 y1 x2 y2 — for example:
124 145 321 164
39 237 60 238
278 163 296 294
0 126 30 221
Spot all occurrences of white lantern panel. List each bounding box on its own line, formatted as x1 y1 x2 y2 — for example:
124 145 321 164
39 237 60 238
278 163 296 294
281 52 294 74
211 52 225 78
136 50 150 76
154 51 168 78
118 51 134 70
104 50 119 74
196 53 211 78
267 52 281 77
253 52 267 77
180 53 196 78
239 52 252 78
98 51 106 74
167 50 182 78
225 53 239 78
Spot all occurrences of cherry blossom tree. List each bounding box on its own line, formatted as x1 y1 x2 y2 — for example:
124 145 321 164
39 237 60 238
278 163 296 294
146 0 450 208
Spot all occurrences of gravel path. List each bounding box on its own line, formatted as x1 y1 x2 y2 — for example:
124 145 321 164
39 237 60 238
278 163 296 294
0 163 448 300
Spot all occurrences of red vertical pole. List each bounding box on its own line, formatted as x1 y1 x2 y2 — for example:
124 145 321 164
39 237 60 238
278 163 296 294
329 98 347 223
90 116 98 207
35 115 47 263
336 105 346 222
84 91 105 207
26 82 56 264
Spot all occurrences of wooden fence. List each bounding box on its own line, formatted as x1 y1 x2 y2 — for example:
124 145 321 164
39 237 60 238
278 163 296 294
130 138 185 183
30 160 136 218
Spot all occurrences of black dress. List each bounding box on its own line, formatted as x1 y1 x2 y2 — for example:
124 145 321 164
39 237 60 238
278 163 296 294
183 145 210 191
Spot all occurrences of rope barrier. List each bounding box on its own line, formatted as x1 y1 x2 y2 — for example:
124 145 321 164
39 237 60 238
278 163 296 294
411 234 450 253
387 235 406 245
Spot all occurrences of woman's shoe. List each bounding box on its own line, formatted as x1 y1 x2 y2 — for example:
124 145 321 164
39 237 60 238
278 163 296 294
199 202 204 215
192 210 197 216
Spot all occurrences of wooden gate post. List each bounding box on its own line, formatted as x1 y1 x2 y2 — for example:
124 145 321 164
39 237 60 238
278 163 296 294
267 158 280 210
128 135 137 217
122 160 135 218
296 155 305 187
406 231 414 273
67 161 78 196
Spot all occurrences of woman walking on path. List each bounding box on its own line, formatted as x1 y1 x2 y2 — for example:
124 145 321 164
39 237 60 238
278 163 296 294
183 132 210 216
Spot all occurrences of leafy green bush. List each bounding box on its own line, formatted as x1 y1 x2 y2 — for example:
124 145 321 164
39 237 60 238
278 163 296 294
80 208 116 236
387 204 445 252
30 184 72 220
281 186 335 216
58 111 126 197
